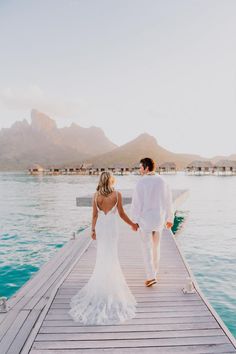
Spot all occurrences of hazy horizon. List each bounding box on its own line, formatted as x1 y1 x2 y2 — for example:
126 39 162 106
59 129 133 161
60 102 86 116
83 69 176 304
1 0 236 158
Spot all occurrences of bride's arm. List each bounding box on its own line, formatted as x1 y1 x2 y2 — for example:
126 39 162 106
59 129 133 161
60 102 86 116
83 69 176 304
117 192 138 231
91 194 98 239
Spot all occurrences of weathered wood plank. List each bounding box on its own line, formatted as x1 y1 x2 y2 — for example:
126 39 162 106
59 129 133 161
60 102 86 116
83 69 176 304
46 307 207 317
45 309 211 321
24 239 89 310
41 316 217 327
52 297 203 304
51 303 204 311
32 336 231 349
49 304 210 314
21 239 93 354
57 287 189 294
44 314 212 322
0 310 30 353
54 294 200 301
35 328 224 341
38 321 220 334
0 236 92 351
7 239 77 308
29 344 236 354
6 309 41 354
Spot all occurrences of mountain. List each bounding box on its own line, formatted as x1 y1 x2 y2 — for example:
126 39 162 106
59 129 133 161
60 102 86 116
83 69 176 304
228 154 236 161
0 110 117 170
86 133 208 170
1 112 235 171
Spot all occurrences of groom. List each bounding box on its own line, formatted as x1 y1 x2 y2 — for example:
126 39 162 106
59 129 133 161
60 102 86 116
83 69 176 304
131 157 174 287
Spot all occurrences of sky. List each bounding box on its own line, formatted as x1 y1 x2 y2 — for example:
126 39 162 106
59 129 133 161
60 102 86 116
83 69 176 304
0 0 236 157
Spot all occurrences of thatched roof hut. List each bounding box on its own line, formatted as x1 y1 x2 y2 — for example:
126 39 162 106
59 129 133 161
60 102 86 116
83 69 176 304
213 159 236 168
29 164 44 174
213 160 236 172
187 160 213 169
186 160 213 174
159 162 176 169
159 162 177 174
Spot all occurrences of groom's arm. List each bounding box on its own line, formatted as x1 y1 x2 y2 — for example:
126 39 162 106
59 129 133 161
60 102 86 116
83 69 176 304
117 192 138 230
164 183 174 228
131 183 143 225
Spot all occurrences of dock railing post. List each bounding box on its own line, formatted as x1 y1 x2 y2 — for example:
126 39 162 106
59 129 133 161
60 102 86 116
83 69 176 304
182 277 196 294
0 297 8 312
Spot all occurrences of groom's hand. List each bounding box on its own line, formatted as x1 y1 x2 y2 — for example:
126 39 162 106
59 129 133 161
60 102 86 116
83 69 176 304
166 221 173 229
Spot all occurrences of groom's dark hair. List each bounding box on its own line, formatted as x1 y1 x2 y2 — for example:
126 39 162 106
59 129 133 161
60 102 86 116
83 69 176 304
140 158 156 172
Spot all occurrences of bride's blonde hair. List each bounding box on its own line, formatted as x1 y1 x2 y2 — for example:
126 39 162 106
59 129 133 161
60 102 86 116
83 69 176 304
96 171 115 197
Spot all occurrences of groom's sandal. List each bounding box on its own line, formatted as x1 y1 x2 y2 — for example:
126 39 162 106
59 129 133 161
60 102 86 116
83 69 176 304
145 279 157 287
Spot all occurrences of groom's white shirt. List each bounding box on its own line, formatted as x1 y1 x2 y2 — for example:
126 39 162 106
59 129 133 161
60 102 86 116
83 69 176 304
131 174 174 232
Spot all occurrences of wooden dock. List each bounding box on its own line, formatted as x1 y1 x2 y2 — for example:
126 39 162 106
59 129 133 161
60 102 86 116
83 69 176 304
1 190 236 353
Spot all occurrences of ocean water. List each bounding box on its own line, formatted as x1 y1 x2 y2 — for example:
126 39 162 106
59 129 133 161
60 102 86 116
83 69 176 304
0 172 235 338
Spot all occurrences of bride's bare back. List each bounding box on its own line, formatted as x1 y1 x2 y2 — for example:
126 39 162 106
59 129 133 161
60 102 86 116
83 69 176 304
91 190 138 239
96 191 118 215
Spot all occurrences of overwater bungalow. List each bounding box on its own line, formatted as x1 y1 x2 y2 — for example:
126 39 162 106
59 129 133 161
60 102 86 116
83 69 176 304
28 164 44 175
86 165 101 175
159 162 177 174
80 163 92 173
213 159 236 175
53 168 60 175
185 160 213 175
130 163 140 174
106 163 129 175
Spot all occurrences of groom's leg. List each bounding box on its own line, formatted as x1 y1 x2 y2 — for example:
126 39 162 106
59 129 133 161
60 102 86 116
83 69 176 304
152 230 162 277
139 229 156 280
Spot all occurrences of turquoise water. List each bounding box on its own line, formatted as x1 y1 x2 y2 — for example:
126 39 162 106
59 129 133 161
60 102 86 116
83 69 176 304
0 172 235 338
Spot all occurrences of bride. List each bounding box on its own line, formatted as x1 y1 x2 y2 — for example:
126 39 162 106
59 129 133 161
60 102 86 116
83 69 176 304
69 171 138 325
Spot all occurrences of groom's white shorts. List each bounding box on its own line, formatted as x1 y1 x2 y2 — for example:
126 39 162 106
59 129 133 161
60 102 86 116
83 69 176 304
139 228 163 280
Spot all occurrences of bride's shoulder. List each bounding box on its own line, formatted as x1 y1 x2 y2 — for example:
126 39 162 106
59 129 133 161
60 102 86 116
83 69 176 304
113 189 121 199
116 191 123 203
93 191 99 200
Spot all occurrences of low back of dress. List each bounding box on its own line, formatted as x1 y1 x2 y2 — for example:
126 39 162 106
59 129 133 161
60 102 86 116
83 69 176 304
95 192 118 252
95 190 118 216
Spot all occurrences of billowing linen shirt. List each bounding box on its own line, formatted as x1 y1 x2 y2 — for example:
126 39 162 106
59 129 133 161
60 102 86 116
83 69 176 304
131 174 174 232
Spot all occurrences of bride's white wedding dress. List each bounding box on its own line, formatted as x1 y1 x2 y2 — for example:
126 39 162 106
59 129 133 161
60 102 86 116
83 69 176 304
69 191 137 325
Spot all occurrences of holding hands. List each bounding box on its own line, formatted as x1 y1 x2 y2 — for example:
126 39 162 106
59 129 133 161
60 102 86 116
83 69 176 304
131 222 139 232
91 223 138 239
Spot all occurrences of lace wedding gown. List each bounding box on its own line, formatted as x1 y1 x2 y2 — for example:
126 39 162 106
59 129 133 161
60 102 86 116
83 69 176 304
69 192 137 325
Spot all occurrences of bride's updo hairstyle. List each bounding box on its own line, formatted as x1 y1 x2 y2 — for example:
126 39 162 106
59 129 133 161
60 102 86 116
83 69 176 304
96 171 115 197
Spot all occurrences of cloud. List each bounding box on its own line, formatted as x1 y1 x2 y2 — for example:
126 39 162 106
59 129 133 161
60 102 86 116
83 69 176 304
0 85 81 117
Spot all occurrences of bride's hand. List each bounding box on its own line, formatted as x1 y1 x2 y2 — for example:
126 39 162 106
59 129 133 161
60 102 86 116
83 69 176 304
131 223 139 231
91 230 96 240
